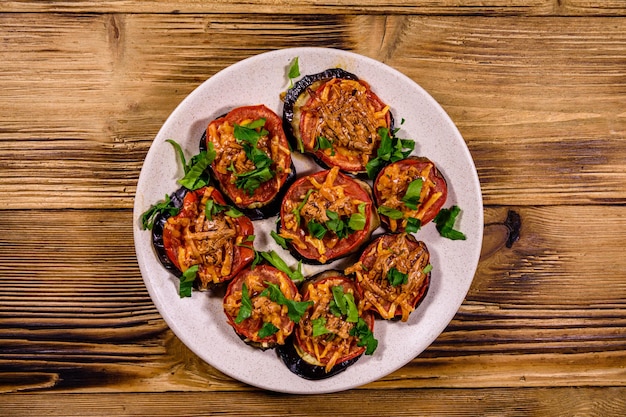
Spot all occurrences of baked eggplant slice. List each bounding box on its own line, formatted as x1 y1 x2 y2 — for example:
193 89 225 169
223 264 309 350
283 68 393 175
277 166 380 264
374 156 448 233
277 271 377 379
204 104 296 219
156 186 255 291
345 233 431 321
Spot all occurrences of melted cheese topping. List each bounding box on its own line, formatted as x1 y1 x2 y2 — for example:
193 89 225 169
302 78 389 164
164 187 241 290
207 118 290 190
280 167 367 263
223 268 300 346
376 161 443 231
345 234 429 322
297 279 362 372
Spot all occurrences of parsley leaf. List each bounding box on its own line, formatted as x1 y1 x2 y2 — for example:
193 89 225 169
270 230 291 250
329 286 359 323
141 194 179 230
292 189 314 225
179 265 198 298
307 220 327 240
287 57 300 88
317 136 335 156
405 217 421 233
350 318 378 355
257 322 279 338
387 267 408 286
262 281 312 322
312 317 332 337
347 203 367 231
434 205 467 240
402 178 423 210
205 199 243 220
258 250 304 283
235 283 253 324
423 264 433 274
377 205 404 220
231 119 275 195
365 127 415 179
167 140 216 190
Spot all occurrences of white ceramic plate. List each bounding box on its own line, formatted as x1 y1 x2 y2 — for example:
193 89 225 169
133 47 483 394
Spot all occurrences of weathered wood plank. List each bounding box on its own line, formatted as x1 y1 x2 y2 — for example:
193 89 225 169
0 1 555 16
1 388 626 416
1 14 624 209
0 206 624 392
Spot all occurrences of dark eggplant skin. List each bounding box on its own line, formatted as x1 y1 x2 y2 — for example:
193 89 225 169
282 68 394 178
199 131 297 220
277 335 359 380
277 269 371 380
282 68 359 148
151 186 188 278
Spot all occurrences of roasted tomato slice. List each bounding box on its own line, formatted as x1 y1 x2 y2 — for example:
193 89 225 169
374 156 448 232
277 166 379 264
283 68 393 174
160 186 255 290
223 264 304 350
206 104 295 218
345 233 431 321
278 271 376 379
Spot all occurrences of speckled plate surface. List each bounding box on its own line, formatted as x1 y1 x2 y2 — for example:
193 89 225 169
133 47 483 394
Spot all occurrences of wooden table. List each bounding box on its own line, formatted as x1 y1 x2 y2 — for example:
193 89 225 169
1 1 625 415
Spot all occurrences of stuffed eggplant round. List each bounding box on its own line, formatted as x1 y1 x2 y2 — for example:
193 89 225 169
345 233 431 322
205 104 295 219
277 166 379 264
223 264 306 350
278 271 377 379
158 186 255 290
374 156 448 233
283 68 393 175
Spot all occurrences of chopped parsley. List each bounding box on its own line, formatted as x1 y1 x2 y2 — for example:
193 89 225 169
260 282 312 323
287 56 300 88
365 127 415 179
308 204 367 240
316 136 335 156
386 267 408 287
350 318 378 355
179 265 198 298
235 282 253 324
401 178 423 210
257 322 279 338
434 205 467 240
254 250 304 283
204 199 243 220
377 205 403 220
167 139 215 190
231 118 275 195
140 194 179 230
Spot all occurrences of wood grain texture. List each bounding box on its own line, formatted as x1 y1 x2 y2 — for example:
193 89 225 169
1 14 624 209
1 388 626 416
0 207 624 393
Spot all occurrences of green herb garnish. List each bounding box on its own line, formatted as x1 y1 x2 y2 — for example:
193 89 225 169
365 127 415 179
287 56 300 88
434 205 467 240
179 265 198 298
270 230 291 250
405 217 421 233
140 194 179 230
231 119 275 195
257 322 279 338
423 264 433 274
387 267 408 287
350 318 378 355
167 139 215 190
329 286 359 323
317 136 335 156
377 205 404 220
292 189 314 225
205 199 243 220
257 250 304 283
312 317 332 337
402 178 423 210
235 282 253 324
307 220 327 240
261 281 312 322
